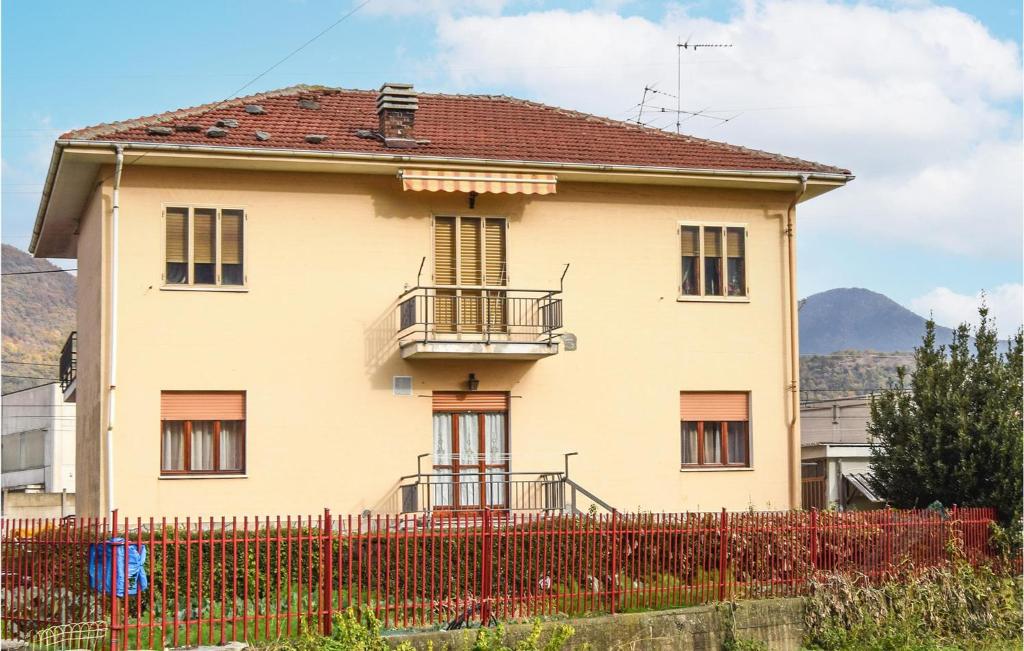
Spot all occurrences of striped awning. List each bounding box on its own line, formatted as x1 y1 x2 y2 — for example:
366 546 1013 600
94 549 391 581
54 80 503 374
399 169 557 195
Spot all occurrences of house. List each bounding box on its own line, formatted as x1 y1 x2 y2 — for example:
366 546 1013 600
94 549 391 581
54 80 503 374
1 382 76 517
30 83 851 518
800 395 884 510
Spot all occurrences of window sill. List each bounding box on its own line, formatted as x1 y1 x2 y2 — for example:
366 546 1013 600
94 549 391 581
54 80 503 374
160 285 249 293
679 466 754 473
676 295 750 304
159 474 248 480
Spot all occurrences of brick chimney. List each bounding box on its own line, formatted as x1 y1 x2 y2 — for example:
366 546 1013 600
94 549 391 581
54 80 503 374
376 83 418 148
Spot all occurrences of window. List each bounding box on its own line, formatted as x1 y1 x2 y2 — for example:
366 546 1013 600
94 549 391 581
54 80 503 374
680 392 750 468
433 216 507 332
160 391 245 475
165 207 245 286
679 224 747 298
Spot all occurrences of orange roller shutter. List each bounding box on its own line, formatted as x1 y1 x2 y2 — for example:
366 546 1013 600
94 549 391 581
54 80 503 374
194 209 216 264
161 391 246 420
680 392 749 421
433 392 509 412
166 208 188 264
222 210 243 265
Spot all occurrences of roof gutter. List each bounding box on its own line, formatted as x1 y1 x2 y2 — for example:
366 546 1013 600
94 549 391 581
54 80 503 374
56 138 856 177
28 142 66 254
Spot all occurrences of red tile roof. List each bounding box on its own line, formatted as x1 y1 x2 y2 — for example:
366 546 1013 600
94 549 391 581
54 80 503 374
61 85 850 175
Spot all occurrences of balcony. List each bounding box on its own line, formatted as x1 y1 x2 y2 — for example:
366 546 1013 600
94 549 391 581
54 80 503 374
59 331 76 402
396 287 563 360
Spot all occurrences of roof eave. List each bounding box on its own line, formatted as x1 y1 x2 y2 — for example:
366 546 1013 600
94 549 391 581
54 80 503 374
32 138 853 257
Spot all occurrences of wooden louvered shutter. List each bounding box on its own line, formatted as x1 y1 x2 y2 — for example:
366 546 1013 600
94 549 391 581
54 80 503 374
434 217 456 285
194 209 216 265
166 208 188 264
161 391 246 421
484 218 506 286
459 217 482 285
433 392 509 412
680 392 749 421
222 210 243 265
434 217 456 331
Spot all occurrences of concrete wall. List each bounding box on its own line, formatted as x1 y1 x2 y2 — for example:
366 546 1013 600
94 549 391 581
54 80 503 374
74 185 107 516
1 491 75 519
801 397 871 445
1 383 75 493
76 165 803 518
388 598 805 650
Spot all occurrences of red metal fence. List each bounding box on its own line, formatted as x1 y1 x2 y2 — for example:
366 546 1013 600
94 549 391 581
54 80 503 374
1 507 999 650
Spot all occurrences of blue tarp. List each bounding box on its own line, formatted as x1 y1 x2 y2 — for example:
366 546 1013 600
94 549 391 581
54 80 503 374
88 538 148 596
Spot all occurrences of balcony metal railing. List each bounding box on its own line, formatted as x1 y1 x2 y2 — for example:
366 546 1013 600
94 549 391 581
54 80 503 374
396 286 563 345
59 331 76 393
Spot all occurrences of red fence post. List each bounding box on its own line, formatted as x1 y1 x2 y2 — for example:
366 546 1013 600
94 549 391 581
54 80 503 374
809 509 818 576
480 509 493 626
109 510 119 651
717 508 728 602
609 510 619 614
322 508 333 635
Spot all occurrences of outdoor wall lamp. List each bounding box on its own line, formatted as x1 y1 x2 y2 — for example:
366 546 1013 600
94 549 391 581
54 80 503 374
466 373 480 391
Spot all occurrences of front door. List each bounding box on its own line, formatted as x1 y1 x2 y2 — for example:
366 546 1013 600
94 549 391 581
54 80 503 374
431 392 509 510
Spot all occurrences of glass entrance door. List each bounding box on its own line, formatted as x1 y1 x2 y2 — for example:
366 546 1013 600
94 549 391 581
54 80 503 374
432 409 508 509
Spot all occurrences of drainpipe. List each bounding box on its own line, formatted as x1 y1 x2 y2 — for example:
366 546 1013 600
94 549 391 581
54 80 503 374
785 175 808 509
106 145 124 515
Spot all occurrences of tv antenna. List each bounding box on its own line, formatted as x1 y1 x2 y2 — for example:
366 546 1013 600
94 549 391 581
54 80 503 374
676 38 732 133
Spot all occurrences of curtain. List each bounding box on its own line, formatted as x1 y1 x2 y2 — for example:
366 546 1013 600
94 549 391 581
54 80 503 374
703 422 722 464
727 422 747 465
191 421 214 471
162 422 185 471
681 422 698 465
193 209 216 284
432 414 453 506
484 413 506 506
459 414 480 506
219 421 243 471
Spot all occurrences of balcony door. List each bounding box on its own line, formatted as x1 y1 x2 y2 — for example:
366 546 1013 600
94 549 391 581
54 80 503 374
431 392 509 510
433 216 507 334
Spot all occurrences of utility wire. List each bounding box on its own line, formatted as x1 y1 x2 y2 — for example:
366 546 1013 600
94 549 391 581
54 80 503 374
114 0 373 175
1 361 60 367
1 268 76 276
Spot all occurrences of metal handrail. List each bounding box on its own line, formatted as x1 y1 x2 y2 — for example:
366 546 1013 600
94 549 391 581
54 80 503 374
396 285 564 345
59 331 77 392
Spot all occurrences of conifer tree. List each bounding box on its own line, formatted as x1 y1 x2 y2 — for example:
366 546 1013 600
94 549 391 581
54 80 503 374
868 305 1023 530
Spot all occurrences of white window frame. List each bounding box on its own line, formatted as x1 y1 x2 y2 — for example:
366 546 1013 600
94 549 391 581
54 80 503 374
161 204 249 292
677 221 750 303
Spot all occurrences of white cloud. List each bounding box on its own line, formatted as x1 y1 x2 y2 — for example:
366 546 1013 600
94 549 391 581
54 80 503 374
910 284 1023 333
431 0 1023 258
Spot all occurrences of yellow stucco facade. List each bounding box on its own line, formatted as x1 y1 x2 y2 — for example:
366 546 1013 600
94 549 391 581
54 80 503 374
64 160 815 518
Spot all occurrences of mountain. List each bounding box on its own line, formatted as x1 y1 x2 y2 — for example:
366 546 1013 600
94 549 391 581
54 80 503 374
799 288 955 355
1 245 76 394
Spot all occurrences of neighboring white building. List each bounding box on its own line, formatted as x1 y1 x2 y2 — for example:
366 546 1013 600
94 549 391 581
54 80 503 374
2 382 76 494
800 395 883 510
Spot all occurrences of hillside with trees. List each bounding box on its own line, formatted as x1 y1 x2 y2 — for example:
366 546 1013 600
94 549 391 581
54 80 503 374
1 244 76 394
800 350 915 401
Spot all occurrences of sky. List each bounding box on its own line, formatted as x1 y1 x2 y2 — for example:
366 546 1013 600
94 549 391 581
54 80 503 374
2 0 1022 331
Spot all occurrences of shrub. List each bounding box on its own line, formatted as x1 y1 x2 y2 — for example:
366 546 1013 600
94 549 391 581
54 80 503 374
803 561 1022 650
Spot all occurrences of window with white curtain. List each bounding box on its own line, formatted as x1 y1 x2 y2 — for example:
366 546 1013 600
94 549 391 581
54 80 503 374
160 418 245 475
